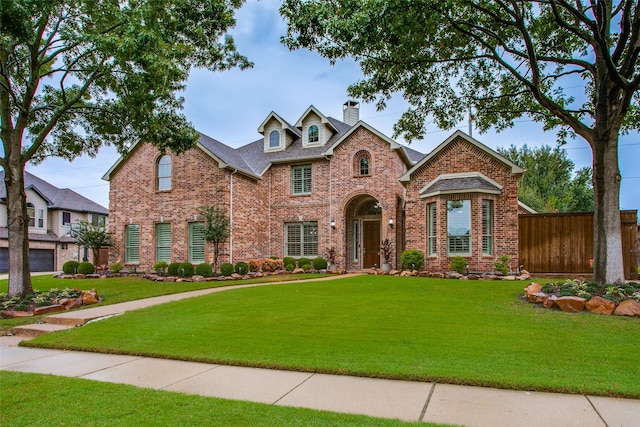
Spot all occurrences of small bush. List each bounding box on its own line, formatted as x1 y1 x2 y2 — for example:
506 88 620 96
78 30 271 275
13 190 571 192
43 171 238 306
493 255 511 275
167 262 181 276
283 257 296 271
450 256 468 274
220 262 234 276
153 261 168 275
298 257 311 271
178 263 194 277
77 262 95 275
401 250 424 270
195 263 212 277
313 257 328 270
262 258 283 272
248 259 262 272
235 261 249 275
62 260 80 274
109 262 124 273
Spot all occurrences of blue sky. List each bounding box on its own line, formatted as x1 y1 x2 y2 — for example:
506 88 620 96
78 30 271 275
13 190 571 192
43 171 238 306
26 0 639 212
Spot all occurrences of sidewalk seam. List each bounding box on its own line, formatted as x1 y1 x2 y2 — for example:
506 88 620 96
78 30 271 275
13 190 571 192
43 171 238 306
272 372 316 405
158 363 221 391
585 395 609 427
419 382 436 422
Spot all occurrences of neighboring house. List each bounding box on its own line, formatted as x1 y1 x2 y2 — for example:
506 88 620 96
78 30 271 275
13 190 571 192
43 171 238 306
0 171 109 272
103 102 524 272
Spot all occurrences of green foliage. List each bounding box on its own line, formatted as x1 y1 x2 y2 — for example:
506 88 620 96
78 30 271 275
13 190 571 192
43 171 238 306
1 288 82 311
234 261 249 275
220 262 234 276
62 260 79 274
313 257 328 271
400 250 424 270
197 205 231 269
77 262 96 275
283 257 296 272
153 262 168 276
497 145 594 212
178 263 194 277
195 263 212 278
167 262 182 277
540 280 640 303
109 262 124 273
298 257 311 271
493 256 511 276
450 256 468 274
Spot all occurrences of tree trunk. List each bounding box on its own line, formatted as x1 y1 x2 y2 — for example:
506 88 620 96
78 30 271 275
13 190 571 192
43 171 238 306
592 132 624 284
5 147 33 297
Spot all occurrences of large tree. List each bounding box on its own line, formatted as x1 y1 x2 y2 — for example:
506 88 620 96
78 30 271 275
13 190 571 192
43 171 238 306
1 0 250 296
281 0 640 284
497 144 594 212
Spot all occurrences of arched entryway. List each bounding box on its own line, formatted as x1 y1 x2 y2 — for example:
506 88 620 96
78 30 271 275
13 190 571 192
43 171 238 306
344 195 387 270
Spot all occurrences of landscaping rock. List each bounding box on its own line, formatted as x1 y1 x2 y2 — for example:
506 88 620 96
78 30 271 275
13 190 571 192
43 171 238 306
192 275 205 282
517 273 531 280
543 295 557 308
63 297 83 310
430 272 444 278
292 268 305 274
81 289 99 305
231 273 242 280
400 270 412 277
502 275 516 281
585 296 616 315
613 300 640 317
73 274 86 279
530 292 548 304
0 310 34 319
524 282 542 298
467 274 479 280
446 272 463 279
34 304 64 315
555 296 586 313
390 269 400 276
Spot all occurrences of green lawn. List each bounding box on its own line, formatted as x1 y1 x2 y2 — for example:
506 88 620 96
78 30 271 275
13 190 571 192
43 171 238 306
0 273 325 333
25 275 640 398
0 371 436 427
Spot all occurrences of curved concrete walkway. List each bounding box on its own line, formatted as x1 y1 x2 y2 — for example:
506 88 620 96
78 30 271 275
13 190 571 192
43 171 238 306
1 275 639 426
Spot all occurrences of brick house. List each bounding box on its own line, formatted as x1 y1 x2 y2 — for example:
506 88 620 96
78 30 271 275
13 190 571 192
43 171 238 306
0 171 109 272
103 102 524 272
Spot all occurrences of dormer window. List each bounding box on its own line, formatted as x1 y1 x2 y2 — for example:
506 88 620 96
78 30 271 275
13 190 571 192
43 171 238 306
269 130 280 148
308 125 319 143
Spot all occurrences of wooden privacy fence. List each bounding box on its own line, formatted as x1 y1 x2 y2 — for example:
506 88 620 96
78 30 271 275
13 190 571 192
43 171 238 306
518 210 638 280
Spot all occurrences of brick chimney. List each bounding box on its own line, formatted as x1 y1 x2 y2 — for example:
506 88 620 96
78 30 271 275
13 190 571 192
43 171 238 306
343 100 360 126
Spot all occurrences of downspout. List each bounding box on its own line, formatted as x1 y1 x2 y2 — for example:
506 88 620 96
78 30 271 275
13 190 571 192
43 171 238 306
268 172 272 257
229 169 237 264
326 155 332 252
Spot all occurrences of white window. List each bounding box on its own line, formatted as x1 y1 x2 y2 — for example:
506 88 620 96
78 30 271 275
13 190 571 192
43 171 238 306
157 155 172 191
27 203 35 227
37 209 44 228
156 223 171 263
482 200 493 255
62 211 71 225
308 125 319 143
125 224 140 264
427 203 437 256
447 200 471 256
285 222 318 257
189 222 205 264
269 130 280 148
292 164 312 195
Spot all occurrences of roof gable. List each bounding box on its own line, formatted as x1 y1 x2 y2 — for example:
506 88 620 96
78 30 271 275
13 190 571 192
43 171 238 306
419 172 503 198
400 130 525 182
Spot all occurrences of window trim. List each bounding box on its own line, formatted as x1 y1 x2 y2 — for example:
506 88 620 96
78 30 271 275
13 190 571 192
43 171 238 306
269 130 280 148
157 154 172 192
446 199 471 256
482 199 494 256
427 202 437 256
37 209 44 228
285 221 319 258
291 164 312 195
125 224 140 264
307 125 319 144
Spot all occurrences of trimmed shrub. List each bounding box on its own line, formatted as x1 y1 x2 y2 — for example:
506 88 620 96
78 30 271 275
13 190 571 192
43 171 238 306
401 250 424 270
283 257 296 272
450 256 468 274
262 258 283 272
77 261 95 275
220 262 234 276
178 263 194 277
109 262 124 273
235 261 249 275
167 262 181 276
298 257 311 271
313 257 328 270
493 256 511 275
248 259 262 272
153 261 168 276
62 260 80 274
195 263 212 277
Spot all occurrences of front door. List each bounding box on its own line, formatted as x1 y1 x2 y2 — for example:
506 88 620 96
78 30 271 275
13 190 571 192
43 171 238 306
362 221 381 268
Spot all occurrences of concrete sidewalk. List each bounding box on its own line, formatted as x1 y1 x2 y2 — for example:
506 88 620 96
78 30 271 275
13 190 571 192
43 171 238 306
2 276 639 426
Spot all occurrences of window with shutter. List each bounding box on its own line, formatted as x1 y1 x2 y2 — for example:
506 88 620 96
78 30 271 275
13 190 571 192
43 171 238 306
156 223 171 263
125 224 140 264
189 222 205 264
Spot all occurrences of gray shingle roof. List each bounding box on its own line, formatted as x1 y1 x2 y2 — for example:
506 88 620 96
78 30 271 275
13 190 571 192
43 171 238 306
420 175 501 196
0 170 109 215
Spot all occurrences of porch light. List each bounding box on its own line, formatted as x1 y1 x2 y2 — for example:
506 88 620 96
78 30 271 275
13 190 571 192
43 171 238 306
330 219 336 229
388 217 394 228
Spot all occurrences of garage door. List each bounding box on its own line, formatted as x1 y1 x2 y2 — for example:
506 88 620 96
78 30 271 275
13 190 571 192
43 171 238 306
0 248 55 273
